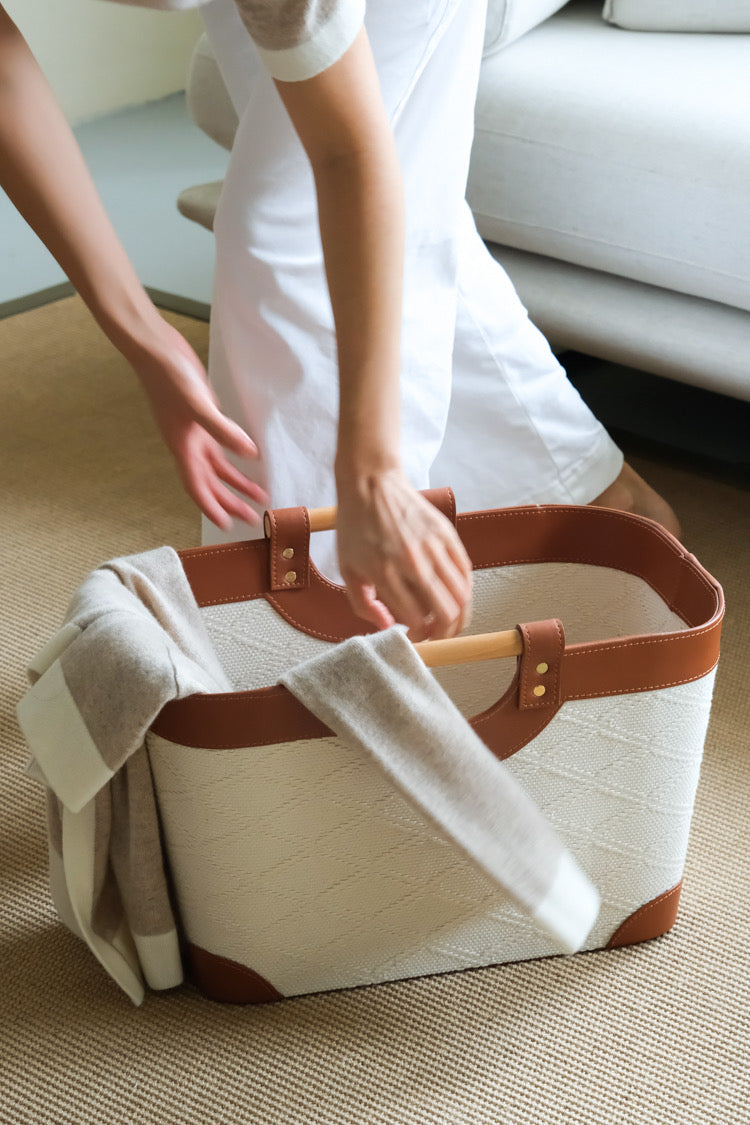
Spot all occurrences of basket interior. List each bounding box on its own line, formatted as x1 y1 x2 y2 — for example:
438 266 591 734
199 562 688 718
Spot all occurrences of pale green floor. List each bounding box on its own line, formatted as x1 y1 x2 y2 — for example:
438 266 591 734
0 93 226 315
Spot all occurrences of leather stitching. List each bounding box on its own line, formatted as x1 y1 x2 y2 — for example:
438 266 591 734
551 616 564 703
566 657 720 700
268 510 279 589
265 594 361 642
300 506 311 588
567 624 719 654
180 543 265 560
194 592 265 607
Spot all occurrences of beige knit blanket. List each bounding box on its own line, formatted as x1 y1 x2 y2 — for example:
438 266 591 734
282 628 600 955
17 548 231 1005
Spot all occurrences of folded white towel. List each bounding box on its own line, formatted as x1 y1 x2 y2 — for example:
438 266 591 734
282 626 600 954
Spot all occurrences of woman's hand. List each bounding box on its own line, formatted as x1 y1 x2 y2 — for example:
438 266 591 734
122 318 268 531
336 469 473 641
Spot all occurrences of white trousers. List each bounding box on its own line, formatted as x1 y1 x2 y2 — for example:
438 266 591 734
200 0 623 562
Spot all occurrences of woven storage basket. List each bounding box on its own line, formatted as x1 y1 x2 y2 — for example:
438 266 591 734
147 492 723 1003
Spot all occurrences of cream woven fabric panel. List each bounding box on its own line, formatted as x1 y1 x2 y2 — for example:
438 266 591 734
200 598 335 691
148 670 715 997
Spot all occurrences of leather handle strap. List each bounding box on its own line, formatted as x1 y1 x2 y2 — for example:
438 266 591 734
518 618 565 710
264 507 311 593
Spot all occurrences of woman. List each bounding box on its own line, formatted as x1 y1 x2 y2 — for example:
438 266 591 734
195 0 678 612
0 0 677 642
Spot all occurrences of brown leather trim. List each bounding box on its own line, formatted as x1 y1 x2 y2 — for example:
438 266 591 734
151 618 563 753
179 538 268 608
265 506 310 591
152 683 332 749
422 486 457 526
178 488 455 611
471 623 561 761
186 944 284 1004
606 882 683 949
560 627 721 701
180 504 722 627
265 571 378 643
458 506 721 630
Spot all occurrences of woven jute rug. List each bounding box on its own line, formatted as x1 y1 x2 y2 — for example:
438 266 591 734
1 296 748 1124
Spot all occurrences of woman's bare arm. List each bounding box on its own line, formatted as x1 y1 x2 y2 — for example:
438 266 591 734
0 4 267 529
275 29 473 639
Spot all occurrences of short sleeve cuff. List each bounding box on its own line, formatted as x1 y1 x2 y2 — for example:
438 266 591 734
255 0 366 83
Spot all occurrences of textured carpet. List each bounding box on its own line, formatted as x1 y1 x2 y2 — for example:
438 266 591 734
1 296 748 1124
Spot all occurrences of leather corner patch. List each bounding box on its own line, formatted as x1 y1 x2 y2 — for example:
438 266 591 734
186 943 284 1005
606 881 683 949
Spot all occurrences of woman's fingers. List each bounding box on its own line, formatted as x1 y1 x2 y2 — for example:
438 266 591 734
401 554 465 640
362 552 459 642
336 473 473 639
423 538 473 635
210 448 270 507
343 556 429 637
175 432 264 529
192 400 259 461
345 580 395 631
209 480 263 527
181 463 233 531
382 514 470 639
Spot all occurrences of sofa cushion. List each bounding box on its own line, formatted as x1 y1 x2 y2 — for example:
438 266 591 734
483 0 570 54
186 35 238 152
603 0 750 32
468 0 750 311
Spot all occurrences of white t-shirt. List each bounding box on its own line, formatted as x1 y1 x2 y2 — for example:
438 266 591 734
103 0 365 81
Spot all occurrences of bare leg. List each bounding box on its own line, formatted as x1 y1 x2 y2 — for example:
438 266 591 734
590 462 681 538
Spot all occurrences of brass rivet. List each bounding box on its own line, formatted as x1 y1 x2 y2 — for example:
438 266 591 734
282 547 295 560
533 685 546 697
284 570 297 583
536 662 549 675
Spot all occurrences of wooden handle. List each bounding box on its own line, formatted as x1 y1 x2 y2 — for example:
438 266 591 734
308 506 337 533
414 629 522 666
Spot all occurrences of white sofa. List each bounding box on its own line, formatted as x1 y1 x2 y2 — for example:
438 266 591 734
178 0 750 401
